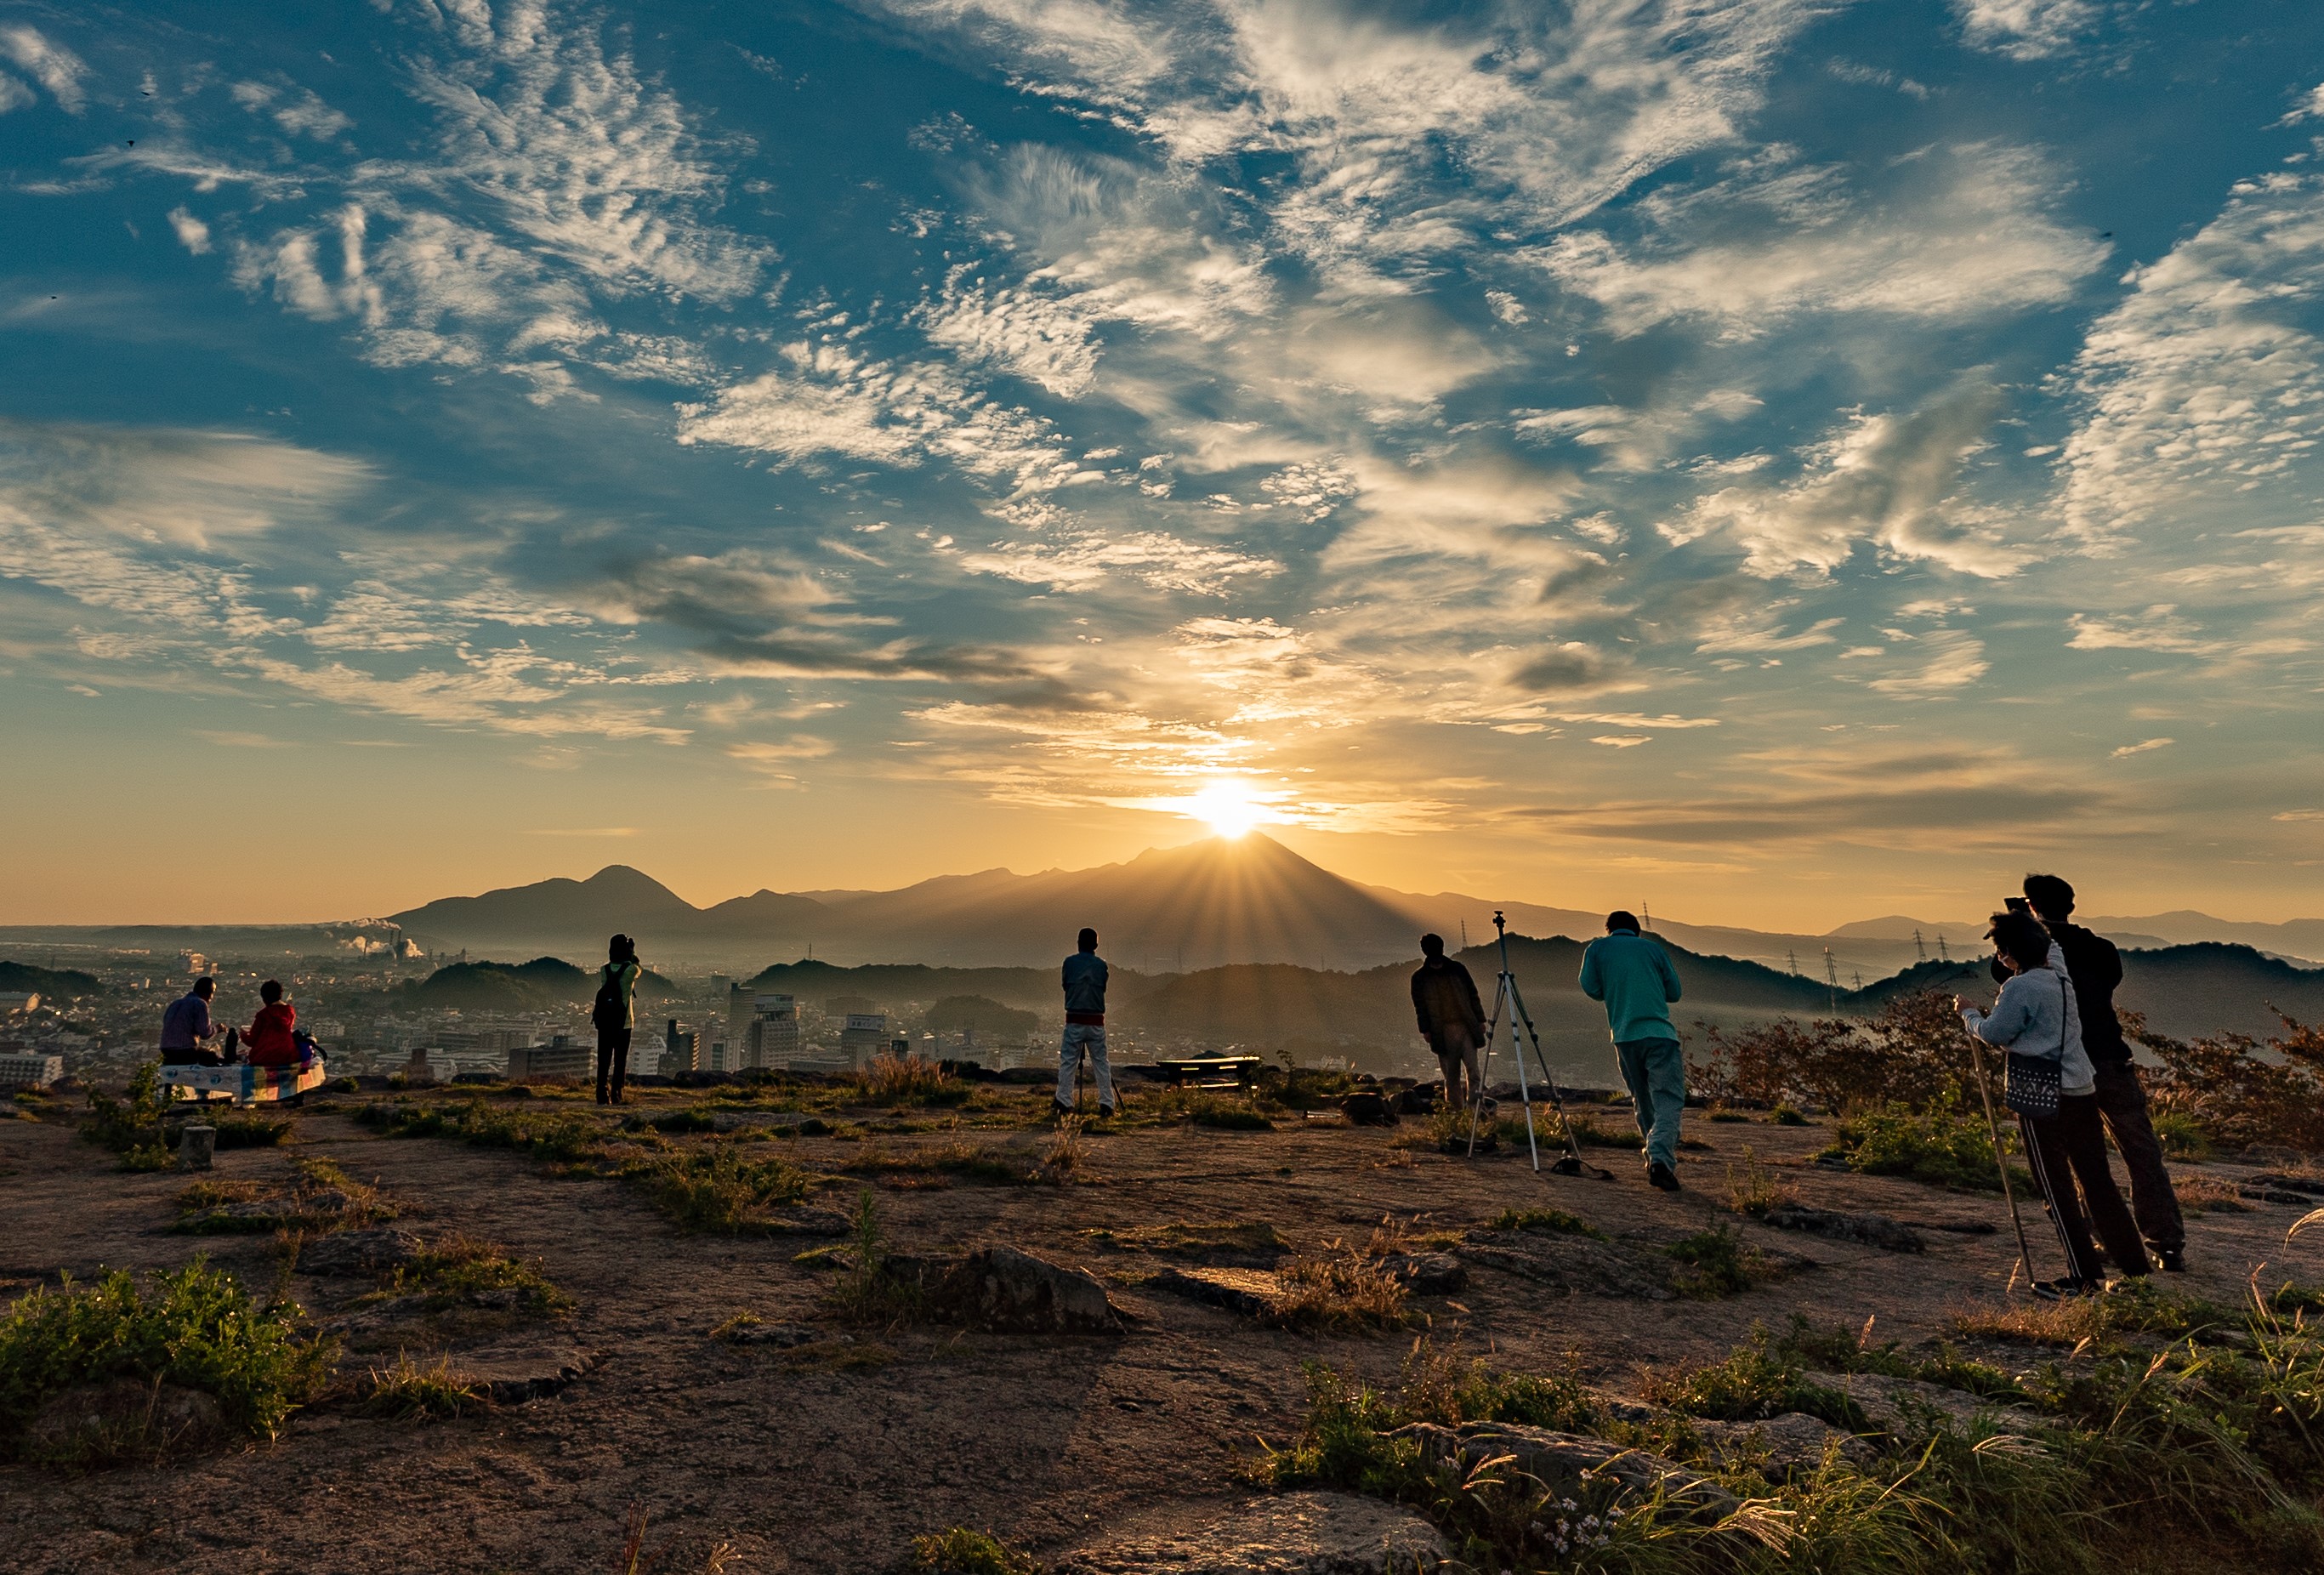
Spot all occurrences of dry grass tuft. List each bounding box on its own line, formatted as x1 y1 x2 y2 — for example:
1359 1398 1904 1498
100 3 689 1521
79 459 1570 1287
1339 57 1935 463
1264 1242 1415 1332
355 1351 487 1421
2175 1172 2253 1214
853 1055 959 1104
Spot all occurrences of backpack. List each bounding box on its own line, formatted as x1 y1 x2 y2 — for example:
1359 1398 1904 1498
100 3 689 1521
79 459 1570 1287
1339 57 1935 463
591 965 628 1032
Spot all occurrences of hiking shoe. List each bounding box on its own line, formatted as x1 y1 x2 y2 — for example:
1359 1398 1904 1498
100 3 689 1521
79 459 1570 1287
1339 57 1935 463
1098 1105 1117 1121
2031 1276 2098 1301
1051 1099 1074 1120
1647 1161 1680 1192
2156 1248 2186 1273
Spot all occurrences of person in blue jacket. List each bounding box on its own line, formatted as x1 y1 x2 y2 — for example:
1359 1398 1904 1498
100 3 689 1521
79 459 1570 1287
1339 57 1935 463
1579 911 1685 1191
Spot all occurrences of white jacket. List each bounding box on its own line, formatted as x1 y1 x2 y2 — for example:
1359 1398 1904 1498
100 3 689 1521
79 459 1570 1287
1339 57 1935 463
1962 944 2094 1096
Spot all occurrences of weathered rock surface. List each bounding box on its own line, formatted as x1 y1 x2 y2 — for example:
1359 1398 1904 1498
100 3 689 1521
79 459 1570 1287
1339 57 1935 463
900 1247 1123 1333
1760 1205 1925 1254
760 1206 855 1237
1689 1412 1872 1473
1456 1231 1677 1300
1824 1372 2043 1436
1153 1265 1279 1317
296 1226 423 1277
1376 1252 1467 1294
717 1320 820 1348
1393 1421 1740 1521
456 1343 597 1403
1056 1492 1447 1574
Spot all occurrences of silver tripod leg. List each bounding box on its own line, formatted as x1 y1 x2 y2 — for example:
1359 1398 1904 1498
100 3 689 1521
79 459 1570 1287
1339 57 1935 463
1465 973 1509 1158
1504 971 1540 1170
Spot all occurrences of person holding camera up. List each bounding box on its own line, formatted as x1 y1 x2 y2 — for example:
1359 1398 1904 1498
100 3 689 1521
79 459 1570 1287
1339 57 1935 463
1995 875 2185 1271
1962 909 2148 1299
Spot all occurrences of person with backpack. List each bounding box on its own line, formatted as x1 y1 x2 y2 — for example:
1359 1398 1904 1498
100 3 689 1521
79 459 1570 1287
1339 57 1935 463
2003 874 2187 1271
593 934 643 1105
1411 934 1487 1115
1962 910 2148 1299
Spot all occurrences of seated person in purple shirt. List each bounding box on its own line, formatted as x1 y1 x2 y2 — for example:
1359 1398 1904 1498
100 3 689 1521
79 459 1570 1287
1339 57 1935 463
160 977 223 1066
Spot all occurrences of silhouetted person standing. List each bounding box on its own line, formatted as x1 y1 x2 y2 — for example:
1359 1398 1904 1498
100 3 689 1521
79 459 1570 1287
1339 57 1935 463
1411 934 1486 1112
1057 927 1116 1119
1998 874 2186 1271
160 976 220 1066
1579 911 1685 1191
594 934 641 1106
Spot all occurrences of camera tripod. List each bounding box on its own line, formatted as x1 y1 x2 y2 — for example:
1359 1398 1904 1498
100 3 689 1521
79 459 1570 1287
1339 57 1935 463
1466 910 1611 1179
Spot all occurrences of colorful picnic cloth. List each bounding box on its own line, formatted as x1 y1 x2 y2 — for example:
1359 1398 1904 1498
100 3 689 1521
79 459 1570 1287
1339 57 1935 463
161 1058 327 1103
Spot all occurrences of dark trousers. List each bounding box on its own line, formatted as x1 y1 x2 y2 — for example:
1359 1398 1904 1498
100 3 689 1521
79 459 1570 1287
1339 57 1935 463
596 1027 631 1104
2091 1061 2185 1254
2020 1094 2150 1282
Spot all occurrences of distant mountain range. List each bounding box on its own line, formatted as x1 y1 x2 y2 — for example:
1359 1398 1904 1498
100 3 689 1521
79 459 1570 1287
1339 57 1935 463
384 837 2324 974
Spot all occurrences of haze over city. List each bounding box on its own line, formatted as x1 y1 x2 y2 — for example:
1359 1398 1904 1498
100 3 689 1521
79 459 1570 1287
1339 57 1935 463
3 0 2321 931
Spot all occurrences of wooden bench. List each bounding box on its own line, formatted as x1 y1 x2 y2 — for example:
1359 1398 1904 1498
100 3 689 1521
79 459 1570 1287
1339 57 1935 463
1151 1055 1262 1091
161 1059 329 1106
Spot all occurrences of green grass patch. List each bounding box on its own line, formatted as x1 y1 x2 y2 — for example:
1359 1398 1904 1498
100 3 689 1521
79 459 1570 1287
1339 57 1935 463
825 1191 925 1328
1488 1207 1607 1241
833 1141 1039 1186
373 1235 571 1316
354 1098 600 1165
1665 1224 1756 1298
1816 1095 2016 1191
906 1527 1040 1575
0 1261 327 1465
624 1145 815 1233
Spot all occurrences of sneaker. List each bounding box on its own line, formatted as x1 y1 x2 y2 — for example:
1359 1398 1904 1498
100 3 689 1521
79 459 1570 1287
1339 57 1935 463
1647 1161 1680 1192
2156 1248 2186 1273
2031 1276 2098 1301
1051 1099 1074 1119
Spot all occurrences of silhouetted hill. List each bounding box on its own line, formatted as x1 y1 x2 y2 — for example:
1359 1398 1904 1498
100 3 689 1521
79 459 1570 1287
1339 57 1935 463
0 961 103 998
391 867 831 957
1851 944 2324 1042
400 957 679 1012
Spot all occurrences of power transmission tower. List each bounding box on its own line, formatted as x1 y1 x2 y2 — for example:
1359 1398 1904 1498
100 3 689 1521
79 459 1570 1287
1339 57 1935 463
1460 919 1468 950
1787 949 1799 975
1823 948 1839 1013
1936 932 1951 963
1852 969 1864 991
1642 902 1653 933
1913 928 1927 963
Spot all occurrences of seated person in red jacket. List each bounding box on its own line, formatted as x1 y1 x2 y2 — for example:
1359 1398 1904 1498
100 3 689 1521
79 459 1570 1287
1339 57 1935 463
241 980 300 1066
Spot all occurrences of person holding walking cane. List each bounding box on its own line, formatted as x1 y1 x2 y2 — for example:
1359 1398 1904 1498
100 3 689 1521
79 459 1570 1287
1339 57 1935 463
1959 910 2148 1299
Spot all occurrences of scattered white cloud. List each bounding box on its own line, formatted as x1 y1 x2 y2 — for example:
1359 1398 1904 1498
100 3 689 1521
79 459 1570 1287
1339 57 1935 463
2111 736 2173 757
167 207 212 255
0 26 88 113
1955 0 2098 62
1866 628 1990 697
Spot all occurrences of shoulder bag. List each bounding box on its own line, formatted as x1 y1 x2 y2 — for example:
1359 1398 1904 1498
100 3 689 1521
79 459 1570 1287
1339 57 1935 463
2002 971 2064 1119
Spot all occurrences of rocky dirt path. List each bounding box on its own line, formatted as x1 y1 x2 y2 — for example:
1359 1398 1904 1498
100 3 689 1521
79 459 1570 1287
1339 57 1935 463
2 1098 2310 1573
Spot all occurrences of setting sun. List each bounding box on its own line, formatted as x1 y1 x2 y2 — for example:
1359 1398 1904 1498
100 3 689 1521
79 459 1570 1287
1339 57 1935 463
1185 781 1271 839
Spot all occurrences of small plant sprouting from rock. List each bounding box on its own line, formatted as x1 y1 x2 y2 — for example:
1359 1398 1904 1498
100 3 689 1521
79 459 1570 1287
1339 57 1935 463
906 1527 1040 1575
1724 1146 1798 1218
826 1190 923 1328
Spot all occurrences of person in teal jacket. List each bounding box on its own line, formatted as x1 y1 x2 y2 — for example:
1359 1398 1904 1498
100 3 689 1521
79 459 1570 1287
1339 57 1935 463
1578 911 1686 1191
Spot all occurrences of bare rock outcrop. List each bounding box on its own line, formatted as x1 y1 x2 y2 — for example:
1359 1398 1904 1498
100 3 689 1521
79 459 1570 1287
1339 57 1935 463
1057 1492 1447 1574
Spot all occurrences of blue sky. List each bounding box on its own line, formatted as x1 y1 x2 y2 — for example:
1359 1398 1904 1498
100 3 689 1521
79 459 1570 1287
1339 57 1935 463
2 0 2321 927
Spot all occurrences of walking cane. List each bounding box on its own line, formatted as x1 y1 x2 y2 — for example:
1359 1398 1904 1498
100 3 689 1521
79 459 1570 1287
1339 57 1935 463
1967 1034 2036 1294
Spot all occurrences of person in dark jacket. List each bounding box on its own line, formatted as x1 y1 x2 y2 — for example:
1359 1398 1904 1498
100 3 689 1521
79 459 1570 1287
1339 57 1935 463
1411 934 1487 1112
595 934 642 1106
1057 927 1115 1119
1994 874 2186 1271
160 977 221 1066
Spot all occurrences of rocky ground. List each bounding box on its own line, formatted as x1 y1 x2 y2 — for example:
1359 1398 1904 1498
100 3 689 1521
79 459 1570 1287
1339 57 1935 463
2 1077 2316 1574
